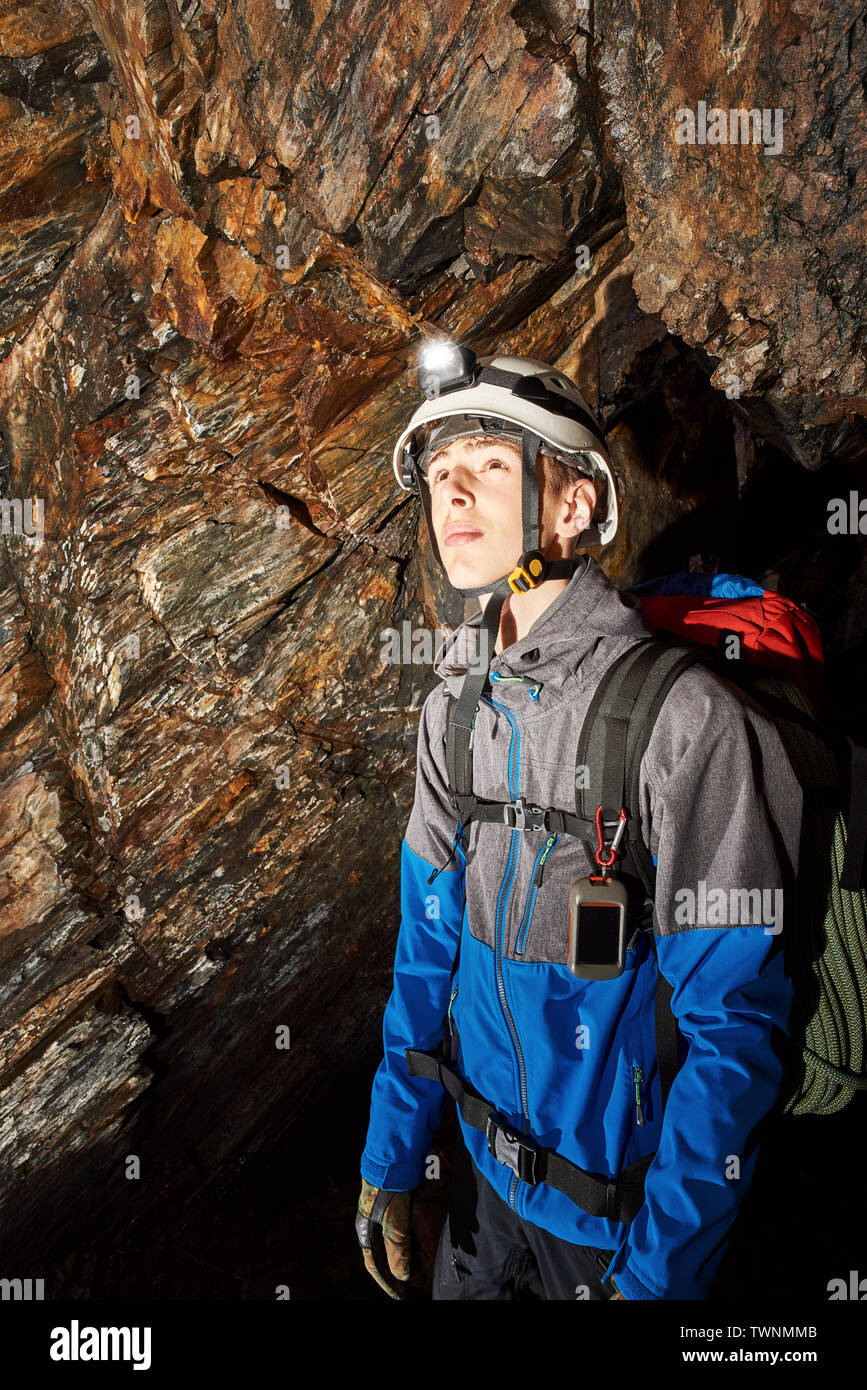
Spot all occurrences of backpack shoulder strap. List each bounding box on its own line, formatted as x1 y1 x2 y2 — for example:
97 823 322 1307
443 677 476 853
576 637 707 1111
575 638 706 895
444 666 491 840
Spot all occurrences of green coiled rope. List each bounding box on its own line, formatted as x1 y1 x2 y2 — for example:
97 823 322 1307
744 668 867 1115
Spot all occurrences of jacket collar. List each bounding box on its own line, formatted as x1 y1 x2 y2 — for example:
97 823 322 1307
433 555 652 697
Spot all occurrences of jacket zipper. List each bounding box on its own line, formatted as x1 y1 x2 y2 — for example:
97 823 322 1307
485 694 531 1211
515 833 560 955
630 956 653 1131
633 1064 645 1126
446 985 459 1060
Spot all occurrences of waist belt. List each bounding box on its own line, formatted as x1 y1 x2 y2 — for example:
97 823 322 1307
405 1046 653 1225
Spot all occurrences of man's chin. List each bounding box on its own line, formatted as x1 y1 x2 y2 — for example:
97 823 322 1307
440 556 507 593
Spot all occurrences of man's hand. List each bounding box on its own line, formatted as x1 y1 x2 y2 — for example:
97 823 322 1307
356 1178 412 1299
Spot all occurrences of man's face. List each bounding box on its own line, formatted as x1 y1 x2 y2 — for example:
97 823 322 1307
425 435 527 590
425 433 590 590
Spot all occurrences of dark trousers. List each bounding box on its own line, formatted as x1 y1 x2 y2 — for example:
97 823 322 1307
432 1125 618 1300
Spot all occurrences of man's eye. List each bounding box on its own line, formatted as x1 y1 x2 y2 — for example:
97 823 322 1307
432 457 508 484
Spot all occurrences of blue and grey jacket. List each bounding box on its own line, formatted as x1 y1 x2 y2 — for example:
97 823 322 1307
361 556 802 1299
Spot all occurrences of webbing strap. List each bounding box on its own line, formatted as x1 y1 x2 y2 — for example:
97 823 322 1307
574 639 656 858
576 639 704 876
405 1047 653 1225
576 640 704 1110
469 800 597 839
622 643 706 889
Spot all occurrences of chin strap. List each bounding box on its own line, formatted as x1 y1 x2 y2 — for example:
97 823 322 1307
413 427 580 800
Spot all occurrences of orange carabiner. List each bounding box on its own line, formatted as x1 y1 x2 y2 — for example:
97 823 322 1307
594 804 627 868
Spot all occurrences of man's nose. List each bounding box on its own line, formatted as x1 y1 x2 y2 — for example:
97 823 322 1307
444 470 475 503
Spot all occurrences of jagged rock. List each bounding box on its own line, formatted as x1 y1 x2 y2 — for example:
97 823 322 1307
595 0 866 466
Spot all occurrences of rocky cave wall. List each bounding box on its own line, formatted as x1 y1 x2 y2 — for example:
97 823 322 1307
0 0 864 1294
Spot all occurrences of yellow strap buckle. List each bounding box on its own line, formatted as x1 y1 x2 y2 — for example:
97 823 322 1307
508 553 546 594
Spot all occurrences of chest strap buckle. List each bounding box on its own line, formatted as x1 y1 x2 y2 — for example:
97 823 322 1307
503 797 547 832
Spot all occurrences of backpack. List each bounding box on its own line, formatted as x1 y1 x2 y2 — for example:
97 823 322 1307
594 570 867 1117
408 568 867 1227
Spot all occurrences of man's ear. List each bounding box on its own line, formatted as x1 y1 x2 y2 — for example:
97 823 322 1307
559 478 596 538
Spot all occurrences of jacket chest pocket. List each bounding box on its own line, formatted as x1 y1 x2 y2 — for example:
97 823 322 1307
514 834 561 955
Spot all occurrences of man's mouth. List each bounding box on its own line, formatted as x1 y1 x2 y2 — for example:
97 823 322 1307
444 524 484 547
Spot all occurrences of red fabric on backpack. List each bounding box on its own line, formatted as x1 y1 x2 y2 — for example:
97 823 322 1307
636 592 825 714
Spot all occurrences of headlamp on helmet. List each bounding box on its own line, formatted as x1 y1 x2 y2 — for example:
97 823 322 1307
417 342 478 400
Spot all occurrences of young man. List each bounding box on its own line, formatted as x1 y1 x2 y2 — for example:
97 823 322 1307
357 351 802 1301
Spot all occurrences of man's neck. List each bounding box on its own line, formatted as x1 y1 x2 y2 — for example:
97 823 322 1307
480 575 571 654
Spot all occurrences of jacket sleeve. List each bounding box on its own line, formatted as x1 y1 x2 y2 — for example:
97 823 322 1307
360 687 466 1191
603 670 802 1300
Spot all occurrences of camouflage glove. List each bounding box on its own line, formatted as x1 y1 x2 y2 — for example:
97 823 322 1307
355 1178 413 1300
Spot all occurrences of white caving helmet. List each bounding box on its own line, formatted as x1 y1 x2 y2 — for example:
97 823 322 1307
392 346 618 601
